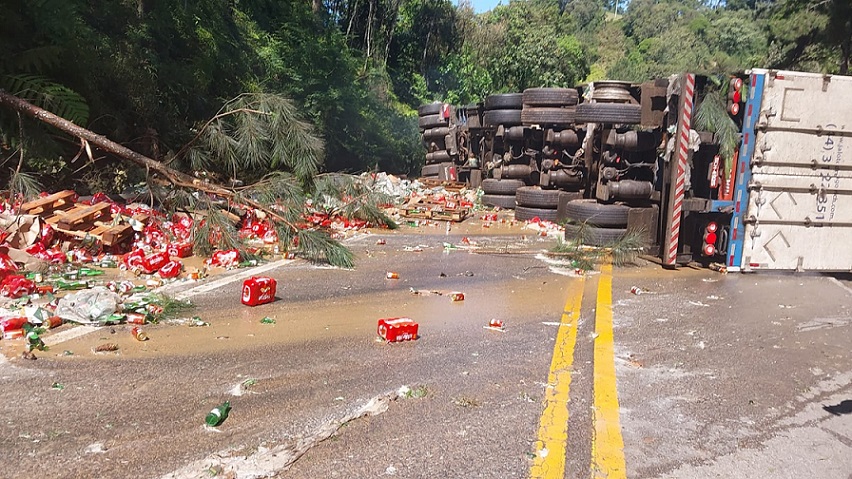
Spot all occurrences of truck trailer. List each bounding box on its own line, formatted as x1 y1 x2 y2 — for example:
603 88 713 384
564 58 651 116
417 69 852 272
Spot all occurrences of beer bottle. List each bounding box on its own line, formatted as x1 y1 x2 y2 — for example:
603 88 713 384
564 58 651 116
205 401 231 427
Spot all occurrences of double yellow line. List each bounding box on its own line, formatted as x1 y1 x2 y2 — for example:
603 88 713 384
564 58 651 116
530 262 627 479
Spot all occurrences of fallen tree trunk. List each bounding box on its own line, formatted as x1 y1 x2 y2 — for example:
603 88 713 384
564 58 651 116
0 90 296 230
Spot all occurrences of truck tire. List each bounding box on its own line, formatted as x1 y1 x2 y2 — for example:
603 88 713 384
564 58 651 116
482 194 517 209
481 178 525 195
483 109 522 127
556 191 584 221
484 93 523 110
523 88 579 107
418 103 443 116
516 206 558 222
521 107 577 126
516 187 561 208
564 199 629 227
564 224 627 246
575 103 641 124
418 114 448 129
421 164 442 177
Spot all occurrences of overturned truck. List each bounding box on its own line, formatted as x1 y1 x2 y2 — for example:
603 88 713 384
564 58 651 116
420 68 852 272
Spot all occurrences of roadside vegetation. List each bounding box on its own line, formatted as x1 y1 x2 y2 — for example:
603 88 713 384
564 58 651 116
0 0 847 265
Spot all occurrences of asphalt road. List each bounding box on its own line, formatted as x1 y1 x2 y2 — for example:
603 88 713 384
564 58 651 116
2 222 851 479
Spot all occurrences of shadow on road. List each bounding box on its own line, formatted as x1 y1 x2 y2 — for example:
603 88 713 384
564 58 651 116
823 399 852 416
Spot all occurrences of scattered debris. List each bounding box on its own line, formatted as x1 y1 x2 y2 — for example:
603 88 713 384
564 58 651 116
230 378 258 397
164 387 409 478
131 327 149 341
56 288 122 324
93 343 119 353
84 442 107 454
484 319 505 332
452 396 481 408
709 262 728 273
400 385 429 399
541 321 571 327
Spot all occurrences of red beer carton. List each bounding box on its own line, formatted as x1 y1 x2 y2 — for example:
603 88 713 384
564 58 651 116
241 277 277 306
377 317 419 342
1 316 28 338
167 242 193 258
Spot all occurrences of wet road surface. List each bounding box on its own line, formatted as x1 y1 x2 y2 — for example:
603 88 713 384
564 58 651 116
2 220 852 478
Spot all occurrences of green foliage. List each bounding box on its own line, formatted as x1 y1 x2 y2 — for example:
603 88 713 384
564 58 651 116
312 173 400 228
295 229 356 268
694 89 740 163
191 207 242 258
766 0 851 74
0 0 849 215
7 171 43 201
481 0 589 90
549 222 644 269
182 93 323 184
1 75 89 125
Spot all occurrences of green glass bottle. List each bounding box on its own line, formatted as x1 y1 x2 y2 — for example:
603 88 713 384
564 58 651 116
55 280 90 290
78 267 105 277
205 401 231 427
25 330 45 352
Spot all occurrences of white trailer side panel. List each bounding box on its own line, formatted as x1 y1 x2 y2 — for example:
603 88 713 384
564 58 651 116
741 70 852 271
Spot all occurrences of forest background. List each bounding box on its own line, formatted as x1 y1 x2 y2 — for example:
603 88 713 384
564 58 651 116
0 0 849 192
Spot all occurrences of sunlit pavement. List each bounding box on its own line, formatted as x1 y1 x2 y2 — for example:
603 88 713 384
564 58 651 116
2 227 851 478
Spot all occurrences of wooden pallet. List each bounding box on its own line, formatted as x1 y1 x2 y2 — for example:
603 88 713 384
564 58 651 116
402 199 469 222
420 178 467 192
43 202 148 246
21 190 77 216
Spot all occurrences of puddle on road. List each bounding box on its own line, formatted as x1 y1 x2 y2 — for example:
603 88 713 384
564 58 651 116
5 273 568 361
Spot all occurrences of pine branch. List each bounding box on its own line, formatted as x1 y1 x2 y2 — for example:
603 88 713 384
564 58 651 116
295 229 355 268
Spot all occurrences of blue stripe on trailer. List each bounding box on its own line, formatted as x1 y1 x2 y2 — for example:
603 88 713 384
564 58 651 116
726 72 765 271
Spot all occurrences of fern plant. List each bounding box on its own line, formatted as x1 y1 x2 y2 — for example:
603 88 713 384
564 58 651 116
1 74 88 125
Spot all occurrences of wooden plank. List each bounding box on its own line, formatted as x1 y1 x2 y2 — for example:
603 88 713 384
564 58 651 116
101 224 133 246
44 205 88 225
432 209 469 222
58 202 111 230
21 190 76 216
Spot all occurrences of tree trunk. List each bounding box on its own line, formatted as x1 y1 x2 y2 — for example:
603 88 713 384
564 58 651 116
0 90 296 229
383 0 401 67
346 0 360 40
365 0 375 60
